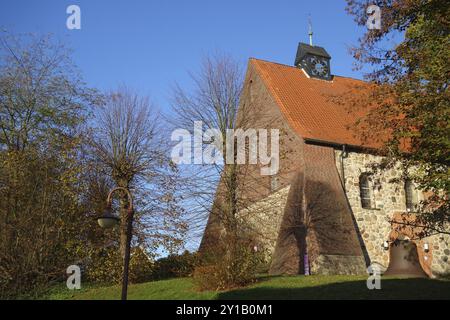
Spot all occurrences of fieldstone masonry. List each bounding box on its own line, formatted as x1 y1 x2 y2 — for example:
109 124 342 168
311 255 367 275
236 149 450 278
335 150 450 277
239 186 290 256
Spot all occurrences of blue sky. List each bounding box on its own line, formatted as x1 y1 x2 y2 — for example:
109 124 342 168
1 0 388 252
0 0 369 112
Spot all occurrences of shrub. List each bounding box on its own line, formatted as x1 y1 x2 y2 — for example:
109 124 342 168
151 250 197 280
193 240 266 291
85 248 123 284
129 247 154 284
192 265 222 291
85 246 154 285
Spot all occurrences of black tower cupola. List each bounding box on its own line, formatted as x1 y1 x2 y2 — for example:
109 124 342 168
294 43 332 81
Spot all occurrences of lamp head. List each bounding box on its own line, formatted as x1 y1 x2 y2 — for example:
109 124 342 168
97 205 119 229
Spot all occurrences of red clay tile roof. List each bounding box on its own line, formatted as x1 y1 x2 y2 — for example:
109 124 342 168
250 58 377 149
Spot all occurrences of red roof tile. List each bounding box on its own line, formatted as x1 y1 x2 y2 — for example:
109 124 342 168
251 58 377 149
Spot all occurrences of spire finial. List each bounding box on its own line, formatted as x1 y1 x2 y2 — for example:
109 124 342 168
308 15 313 46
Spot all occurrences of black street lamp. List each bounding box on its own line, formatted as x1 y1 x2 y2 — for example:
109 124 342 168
97 187 134 300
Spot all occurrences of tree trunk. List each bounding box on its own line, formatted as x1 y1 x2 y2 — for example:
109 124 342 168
117 178 130 259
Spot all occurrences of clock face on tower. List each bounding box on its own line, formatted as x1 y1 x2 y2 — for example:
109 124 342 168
294 43 332 80
306 56 330 79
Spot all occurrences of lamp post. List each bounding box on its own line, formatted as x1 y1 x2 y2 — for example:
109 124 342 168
97 187 134 300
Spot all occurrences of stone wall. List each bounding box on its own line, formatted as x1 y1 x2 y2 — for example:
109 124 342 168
430 234 450 277
311 255 367 275
334 150 450 277
238 148 450 277
239 186 290 256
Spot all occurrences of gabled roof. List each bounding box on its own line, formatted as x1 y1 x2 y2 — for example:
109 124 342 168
250 58 377 149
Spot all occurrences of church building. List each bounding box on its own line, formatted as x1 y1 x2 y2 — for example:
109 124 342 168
200 42 450 278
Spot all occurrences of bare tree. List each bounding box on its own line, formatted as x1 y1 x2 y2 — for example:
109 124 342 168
90 87 187 259
170 53 283 287
170 54 243 248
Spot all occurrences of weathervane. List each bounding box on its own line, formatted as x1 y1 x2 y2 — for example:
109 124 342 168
308 15 313 46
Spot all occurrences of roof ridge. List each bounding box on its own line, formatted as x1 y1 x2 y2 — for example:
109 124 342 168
247 56 377 148
249 57 295 69
249 57 366 83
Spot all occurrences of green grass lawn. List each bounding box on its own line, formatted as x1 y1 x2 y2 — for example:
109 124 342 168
45 275 450 300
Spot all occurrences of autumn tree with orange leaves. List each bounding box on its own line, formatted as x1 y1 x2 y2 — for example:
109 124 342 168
345 0 449 234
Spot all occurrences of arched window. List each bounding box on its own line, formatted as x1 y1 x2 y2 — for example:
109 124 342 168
405 179 418 212
359 174 372 209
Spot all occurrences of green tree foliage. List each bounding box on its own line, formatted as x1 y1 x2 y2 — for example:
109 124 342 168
345 0 449 234
0 32 188 298
0 32 101 298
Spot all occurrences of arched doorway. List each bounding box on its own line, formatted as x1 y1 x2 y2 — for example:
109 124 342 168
384 237 428 278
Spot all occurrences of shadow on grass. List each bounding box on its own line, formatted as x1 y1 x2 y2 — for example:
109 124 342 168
218 277 450 300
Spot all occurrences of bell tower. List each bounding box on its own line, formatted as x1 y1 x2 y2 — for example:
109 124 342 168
294 43 332 81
